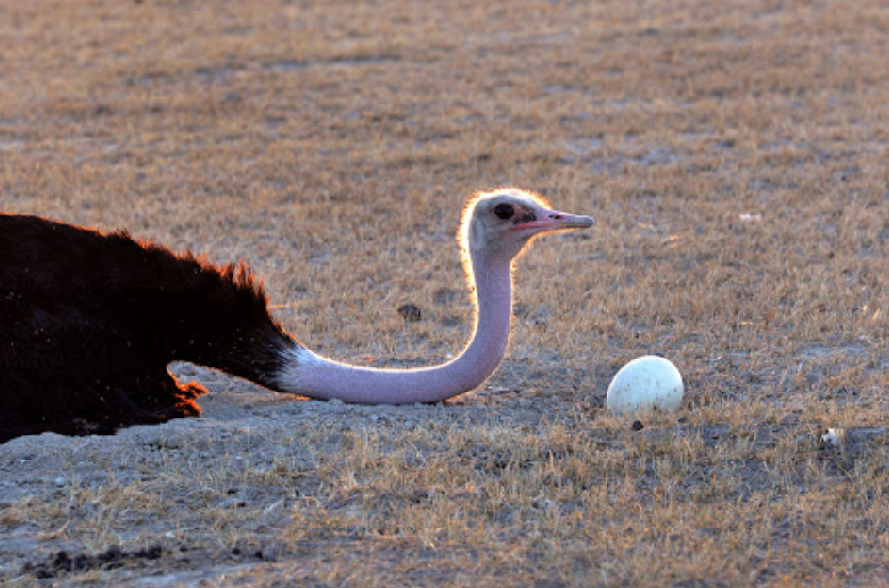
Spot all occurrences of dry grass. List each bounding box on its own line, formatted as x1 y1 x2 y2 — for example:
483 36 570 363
2 0 889 586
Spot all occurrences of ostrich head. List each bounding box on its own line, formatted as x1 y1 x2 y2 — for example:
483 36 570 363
460 188 595 270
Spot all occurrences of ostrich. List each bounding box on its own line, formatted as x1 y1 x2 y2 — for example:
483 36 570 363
0 189 593 441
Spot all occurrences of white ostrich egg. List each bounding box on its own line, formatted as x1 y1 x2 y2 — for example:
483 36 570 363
606 356 684 415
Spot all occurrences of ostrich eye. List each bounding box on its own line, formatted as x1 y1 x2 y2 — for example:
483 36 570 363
493 203 515 220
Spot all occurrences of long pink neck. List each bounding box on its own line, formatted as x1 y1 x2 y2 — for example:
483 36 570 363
277 251 513 404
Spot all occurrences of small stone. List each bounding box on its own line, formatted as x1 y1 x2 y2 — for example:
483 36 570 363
397 304 422 322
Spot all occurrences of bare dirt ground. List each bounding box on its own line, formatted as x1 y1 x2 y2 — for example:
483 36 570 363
1 0 889 586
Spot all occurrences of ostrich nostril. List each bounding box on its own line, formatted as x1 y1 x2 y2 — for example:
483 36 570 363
550 214 563 220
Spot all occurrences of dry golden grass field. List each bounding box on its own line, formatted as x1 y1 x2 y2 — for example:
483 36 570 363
2 0 889 586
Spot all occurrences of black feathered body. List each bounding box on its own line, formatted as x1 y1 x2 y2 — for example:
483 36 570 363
0 214 295 442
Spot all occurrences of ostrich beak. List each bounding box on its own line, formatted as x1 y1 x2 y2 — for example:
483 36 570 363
512 207 595 234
